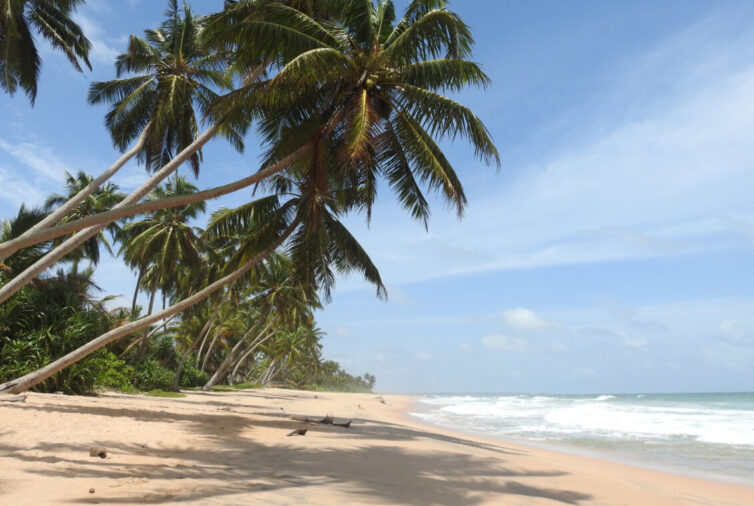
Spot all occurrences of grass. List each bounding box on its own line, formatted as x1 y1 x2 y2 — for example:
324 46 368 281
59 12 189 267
144 389 186 398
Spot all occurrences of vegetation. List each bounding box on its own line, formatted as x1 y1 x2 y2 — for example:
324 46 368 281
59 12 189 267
0 0 497 396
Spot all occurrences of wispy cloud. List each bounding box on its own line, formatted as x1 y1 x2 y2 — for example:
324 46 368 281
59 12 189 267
501 308 559 332
481 334 531 352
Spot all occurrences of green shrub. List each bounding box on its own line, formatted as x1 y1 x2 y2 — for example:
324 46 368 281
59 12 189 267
179 361 209 388
132 358 175 391
91 352 136 393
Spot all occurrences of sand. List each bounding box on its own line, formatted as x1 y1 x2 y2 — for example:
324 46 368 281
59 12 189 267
0 389 752 505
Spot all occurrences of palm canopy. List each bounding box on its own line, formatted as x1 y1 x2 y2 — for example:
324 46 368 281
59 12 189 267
0 0 91 104
205 0 499 228
87 0 242 177
45 171 125 266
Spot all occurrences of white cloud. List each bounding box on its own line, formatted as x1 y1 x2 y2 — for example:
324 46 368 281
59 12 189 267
622 338 649 350
501 308 557 332
334 326 350 338
548 340 567 352
459 343 473 352
0 140 69 182
481 334 530 352
414 352 432 361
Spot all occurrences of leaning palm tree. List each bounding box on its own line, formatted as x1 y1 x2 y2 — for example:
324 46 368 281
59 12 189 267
0 0 497 393
0 0 252 298
0 0 497 286
0 0 91 104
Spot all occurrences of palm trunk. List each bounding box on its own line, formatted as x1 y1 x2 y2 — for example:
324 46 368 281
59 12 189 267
202 320 269 391
140 273 160 354
131 268 143 314
0 62 277 262
22 127 150 237
120 315 176 356
200 317 226 372
0 220 298 394
0 143 314 260
172 293 228 392
230 330 276 385
0 122 223 305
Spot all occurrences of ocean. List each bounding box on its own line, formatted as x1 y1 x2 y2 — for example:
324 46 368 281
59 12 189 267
411 392 754 484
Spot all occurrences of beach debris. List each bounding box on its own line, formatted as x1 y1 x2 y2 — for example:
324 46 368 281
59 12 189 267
89 488 95 494
0 394 26 403
376 396 387 404
287 429 308 436
291 415 352 428
89 447 107 459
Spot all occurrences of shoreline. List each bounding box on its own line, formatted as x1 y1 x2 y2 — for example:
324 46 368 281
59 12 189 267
401 395 754 489
1 388 753 504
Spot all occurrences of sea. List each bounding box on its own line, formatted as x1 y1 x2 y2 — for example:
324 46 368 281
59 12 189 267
410 392 754 484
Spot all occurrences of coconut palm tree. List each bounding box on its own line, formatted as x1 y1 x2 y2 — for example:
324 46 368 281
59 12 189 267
0 0 497 393
44 171 125 267
120 176 206 318
87 0 237 176
0 0 255 298
0 0 498 281
0 0 91 104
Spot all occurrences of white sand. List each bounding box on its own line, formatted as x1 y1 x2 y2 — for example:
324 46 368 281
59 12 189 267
1 388 752 505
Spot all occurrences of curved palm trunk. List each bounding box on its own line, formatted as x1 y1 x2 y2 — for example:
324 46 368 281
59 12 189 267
202 320 269 391
0 221 298 394
230 330 276 385
0 143 314 259
0 123 223 305
200 317 227 372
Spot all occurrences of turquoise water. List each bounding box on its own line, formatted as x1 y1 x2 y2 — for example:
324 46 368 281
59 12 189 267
412 392 754 483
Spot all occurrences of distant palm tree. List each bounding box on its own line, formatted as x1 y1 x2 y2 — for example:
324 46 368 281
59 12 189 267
0 0 91 104
120 176 205 317
45 171 125 266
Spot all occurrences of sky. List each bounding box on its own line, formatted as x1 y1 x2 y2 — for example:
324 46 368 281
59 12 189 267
1 0 754 394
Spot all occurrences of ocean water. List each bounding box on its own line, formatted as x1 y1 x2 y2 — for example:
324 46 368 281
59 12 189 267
411 392 754 483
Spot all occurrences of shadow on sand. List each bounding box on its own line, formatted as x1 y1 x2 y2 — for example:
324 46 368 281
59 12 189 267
0 394 592 505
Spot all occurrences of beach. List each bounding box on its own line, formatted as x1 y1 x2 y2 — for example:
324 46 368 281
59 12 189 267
0 389 752 505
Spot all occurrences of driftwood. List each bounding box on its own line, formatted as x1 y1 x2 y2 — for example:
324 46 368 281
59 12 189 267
291 415 352 428
287 429 307 436
0 394 26 403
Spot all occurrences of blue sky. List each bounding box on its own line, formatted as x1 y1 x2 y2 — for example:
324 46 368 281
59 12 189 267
1 0 754 393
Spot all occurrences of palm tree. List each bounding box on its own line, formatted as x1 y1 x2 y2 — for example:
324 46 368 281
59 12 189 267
0 0 254 298
202 253 318 389
0 0 497 393
120 176 205 318
45 171 125 267
0 0 497 268
0 0 91 104
87 0 237 176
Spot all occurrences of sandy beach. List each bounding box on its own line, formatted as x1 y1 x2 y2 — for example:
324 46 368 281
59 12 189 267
0 388 752 505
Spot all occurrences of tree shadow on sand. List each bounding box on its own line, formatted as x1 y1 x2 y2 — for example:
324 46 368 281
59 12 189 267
1 400 592 505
